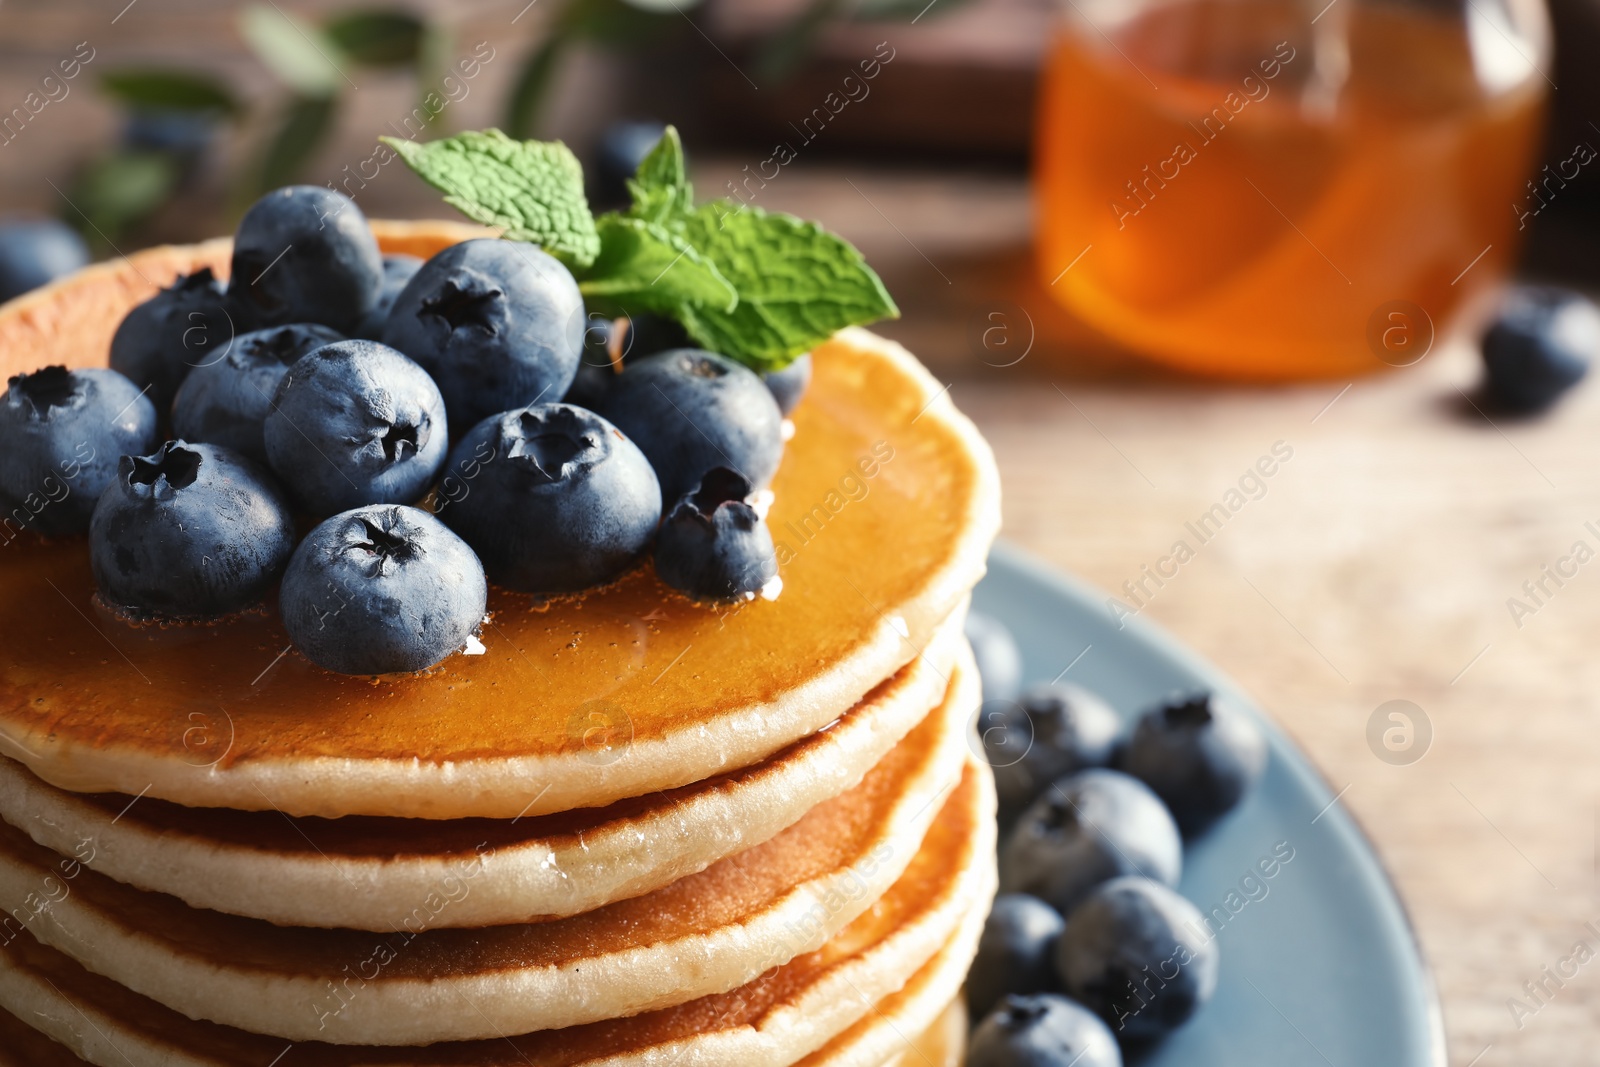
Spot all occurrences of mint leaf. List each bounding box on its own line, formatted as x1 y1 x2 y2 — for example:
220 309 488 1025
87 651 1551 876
673 202 899 371
386 126 898 370
626 126 692 225
579 214 737 317
382 129 600 268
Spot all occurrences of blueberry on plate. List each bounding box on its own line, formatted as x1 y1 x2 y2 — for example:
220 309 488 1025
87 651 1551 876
1000 768 1181 917
1055 876 1219 1041
763 353 812 417
655 467 779 602
228 185 384 335
965 610 1022 703
1120 690 1266 836
110 267 237 411
263 339 448 516
436 404 660 594
0 366 160 537
985 682 1122 822
0 219 89 302
600 348 784 503
967 894 1068 1021
383 238 585 431
88 441 296 618
280 504 487 675
969 994 1122 1067
1481 285 1596 413
170 324 343 465
353 254 423 340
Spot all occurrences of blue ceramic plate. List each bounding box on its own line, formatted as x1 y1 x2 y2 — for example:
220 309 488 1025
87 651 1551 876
973 542 1445 1066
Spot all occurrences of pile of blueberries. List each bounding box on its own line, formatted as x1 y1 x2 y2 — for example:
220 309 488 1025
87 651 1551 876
961 612 1268 1067
0 186 809 676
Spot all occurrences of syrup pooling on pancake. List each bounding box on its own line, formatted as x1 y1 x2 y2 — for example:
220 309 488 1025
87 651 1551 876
0 208 1002 1064
0 245 998 818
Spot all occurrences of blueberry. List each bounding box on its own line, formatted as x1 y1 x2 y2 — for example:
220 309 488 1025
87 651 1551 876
280 504 487 675
763 354 812 417
123 110 217 164
600 349 784 503
262 339 447 516
1481 285 1595 413
88 441 296 618
1120 691 1266 836
1054 877 1219 1041
110 267 237 411
562 316 622 410
968 994 1122 1067
436 404 660 593
0 366 159 537
592 120 667 210
228 185 383 334
0 219 89 302
564 363 614 411
967 894 1067 1021
965 610 1022 703
616 312 691 360
655 467 779 602
1000 769 1181 917
984 683 1122 822
353 254 423 340
170 324 343 465
383 238 584 431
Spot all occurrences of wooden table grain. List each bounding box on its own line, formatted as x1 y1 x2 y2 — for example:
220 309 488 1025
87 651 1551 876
731 164 1600 1066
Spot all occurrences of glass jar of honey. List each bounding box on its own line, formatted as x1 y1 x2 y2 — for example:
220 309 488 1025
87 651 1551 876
1035 0 1551 378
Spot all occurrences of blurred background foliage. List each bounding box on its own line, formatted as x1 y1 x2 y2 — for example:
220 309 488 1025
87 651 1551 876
64 0 971 254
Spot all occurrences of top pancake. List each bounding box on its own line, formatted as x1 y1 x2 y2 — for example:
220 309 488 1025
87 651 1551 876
0 221 1001 819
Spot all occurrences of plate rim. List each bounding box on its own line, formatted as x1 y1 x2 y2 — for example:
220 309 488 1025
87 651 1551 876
983 538 1448 1067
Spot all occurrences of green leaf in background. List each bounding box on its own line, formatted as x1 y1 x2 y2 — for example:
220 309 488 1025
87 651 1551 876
382 129 601 268
757 0 845 83
614 0 704 12
625 125 692 224
503 37 565 141
69 151 180 250
671 203 899 371
413 21 455 129
580 214 737 317
253 94 339 196
502 0 686 139
851 0 973 16
323 9 425 67
240 5 347 97
100 70 241 116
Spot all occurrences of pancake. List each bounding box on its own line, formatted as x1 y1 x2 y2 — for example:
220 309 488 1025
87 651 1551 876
0 758 995 1065
0 221 1002 821
805 979 969 1067
875 999 967 1067
0 964 974 1067
0 997 968 1067
0 612 963 931
0 662 977 1045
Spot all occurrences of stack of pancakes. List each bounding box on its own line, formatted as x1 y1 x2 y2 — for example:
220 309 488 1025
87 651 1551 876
0 223 1001 1067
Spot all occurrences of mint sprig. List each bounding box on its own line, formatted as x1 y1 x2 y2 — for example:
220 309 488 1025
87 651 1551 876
381 130 601 269
385 125 898 371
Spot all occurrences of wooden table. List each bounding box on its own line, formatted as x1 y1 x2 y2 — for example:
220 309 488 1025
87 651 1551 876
719 162 1600 1066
